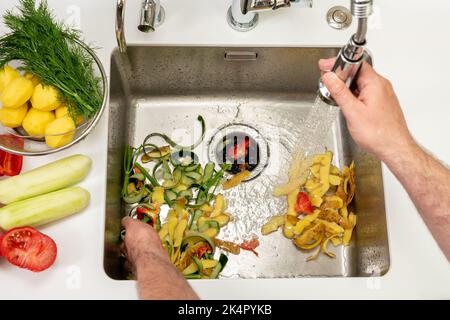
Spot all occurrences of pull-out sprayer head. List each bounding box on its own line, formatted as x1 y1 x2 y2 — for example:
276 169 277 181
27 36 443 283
318 0 373 105
351 0 373 18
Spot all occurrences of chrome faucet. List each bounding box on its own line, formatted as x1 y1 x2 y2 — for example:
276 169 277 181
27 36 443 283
116 0 165 53
318 0 373 105
227 0 313 32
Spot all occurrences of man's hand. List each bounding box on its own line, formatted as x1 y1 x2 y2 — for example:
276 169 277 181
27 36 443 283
122 216 169 272
319 58 450 262
122 217 199 300
319 58 415 162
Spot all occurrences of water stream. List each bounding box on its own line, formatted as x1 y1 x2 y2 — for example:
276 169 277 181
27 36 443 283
220 96 339 244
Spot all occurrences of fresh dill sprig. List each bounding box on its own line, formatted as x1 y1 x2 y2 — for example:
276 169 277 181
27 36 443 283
0 0 102 119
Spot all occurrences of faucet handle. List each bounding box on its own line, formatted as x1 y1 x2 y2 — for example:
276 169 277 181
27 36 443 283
241 0 289 14
273 0 291 10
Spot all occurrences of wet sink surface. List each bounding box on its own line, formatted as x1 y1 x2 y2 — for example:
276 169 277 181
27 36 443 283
104 46 390 280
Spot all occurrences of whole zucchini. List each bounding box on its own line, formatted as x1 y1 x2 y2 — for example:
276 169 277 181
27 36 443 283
0 154 92 204
0 186 90 230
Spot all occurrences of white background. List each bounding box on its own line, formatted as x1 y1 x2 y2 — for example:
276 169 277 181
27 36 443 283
0 0 448 299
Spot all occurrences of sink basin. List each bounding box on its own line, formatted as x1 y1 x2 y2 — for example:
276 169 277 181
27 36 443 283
104 46 390 280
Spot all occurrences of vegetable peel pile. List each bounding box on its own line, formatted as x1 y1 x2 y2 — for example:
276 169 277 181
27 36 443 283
121 116 254 279
261 150 357 261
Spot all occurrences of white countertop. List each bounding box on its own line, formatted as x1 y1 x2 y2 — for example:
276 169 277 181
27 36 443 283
0 0 448 299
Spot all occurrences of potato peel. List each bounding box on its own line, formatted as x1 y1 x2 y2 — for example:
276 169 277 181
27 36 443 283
273 154 313 196
222 170 251 190
263 151 357 261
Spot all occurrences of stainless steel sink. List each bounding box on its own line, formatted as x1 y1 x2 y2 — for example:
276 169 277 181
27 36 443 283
104 46 390 280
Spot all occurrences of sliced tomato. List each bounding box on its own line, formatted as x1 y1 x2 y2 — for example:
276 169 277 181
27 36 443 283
295 192 313 214
0 227 57 272
0 135 24 177
2 152 23 176
0 150 5 176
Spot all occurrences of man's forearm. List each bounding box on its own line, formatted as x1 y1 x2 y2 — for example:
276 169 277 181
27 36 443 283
136 251 199 300
382 140 450 261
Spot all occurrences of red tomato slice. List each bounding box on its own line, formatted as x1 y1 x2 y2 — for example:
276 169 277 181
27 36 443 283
2 152 23 176
0 150 6 176
295 192 313 214
0 135 24 177
0 227 57 272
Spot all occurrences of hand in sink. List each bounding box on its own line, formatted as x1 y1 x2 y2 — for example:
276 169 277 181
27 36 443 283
121 217 199 300
320 58 450 263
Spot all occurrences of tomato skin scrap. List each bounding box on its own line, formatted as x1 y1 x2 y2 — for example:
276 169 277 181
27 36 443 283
295 192 313 214
239 237 260 257
0 227 57 272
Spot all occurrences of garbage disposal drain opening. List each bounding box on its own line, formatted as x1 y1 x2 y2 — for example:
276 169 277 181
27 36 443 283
208 123 269 181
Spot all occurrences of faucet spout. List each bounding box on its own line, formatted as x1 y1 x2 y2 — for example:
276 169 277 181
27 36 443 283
116 0 165 53
318 0 373 105
138 0 163 33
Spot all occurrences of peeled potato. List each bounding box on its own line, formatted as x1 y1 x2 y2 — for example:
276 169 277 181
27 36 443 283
55 105 84 125
54 105 69 118
1 76 34 108
24 73 41 87
0 104 28 128
0 66 20 93
44 116 76 148
22 107 55 136
31 83 60 111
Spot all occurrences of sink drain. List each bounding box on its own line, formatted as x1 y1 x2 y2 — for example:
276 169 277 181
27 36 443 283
208 123 269 181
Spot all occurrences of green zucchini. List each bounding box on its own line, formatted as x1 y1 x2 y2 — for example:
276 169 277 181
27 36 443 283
163 172 173 181
185 171 202 182
182 231 216 251
122 187 145 204
182 261 199 276
178 189 193 200
0 154 92 204
164 189 178 202
173 166 182 182
199 220 220 233
189 210 203 231
185 164 200 172
144 146 171 160
192 256 203 274
210 254 229 279
202 162 215 183
0 186 90 230
181 174 194 187
129 173 145 181
152 160 163 178
134 163 159 186
162 160 173 180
